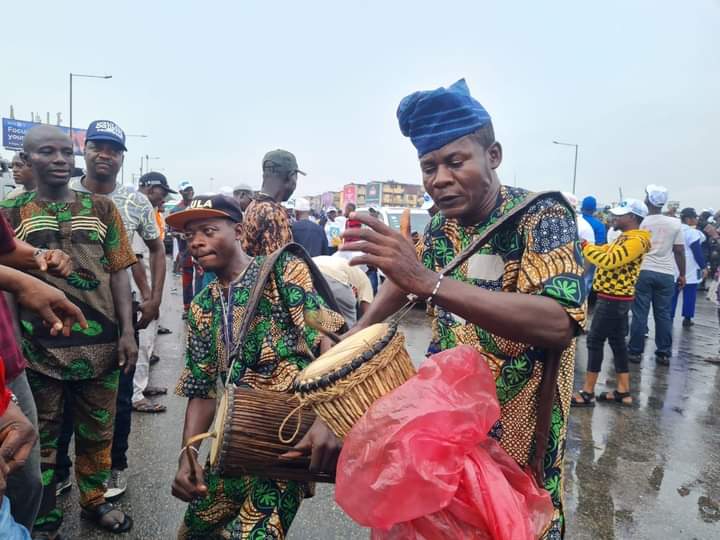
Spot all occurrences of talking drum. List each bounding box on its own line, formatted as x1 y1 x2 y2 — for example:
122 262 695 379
293 323 416 438
188 385 335 483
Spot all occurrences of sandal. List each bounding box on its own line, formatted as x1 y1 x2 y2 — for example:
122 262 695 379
81 502 133 534
157 326 172 335
149 354 160 365
132 399 166 413
597 390 633 406
571 390 595 407
143 386 167 396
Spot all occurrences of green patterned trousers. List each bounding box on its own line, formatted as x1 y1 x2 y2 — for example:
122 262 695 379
26 368 119 532
178 469 304 540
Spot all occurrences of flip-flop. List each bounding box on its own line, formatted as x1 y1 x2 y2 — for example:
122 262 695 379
143 386 167 396
81 502 133 534
157 326 172 335
132 400 166 413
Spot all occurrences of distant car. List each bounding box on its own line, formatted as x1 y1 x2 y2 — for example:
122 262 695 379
355 207 431 236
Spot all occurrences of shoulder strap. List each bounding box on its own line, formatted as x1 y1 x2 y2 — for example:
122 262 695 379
438 190 562 276
431 189 567 488
226 243 348 376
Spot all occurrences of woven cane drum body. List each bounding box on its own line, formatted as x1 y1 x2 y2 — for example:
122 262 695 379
293 323 416 438
209 385 333 482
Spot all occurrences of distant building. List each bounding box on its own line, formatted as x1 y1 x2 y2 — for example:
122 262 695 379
306 180 425 212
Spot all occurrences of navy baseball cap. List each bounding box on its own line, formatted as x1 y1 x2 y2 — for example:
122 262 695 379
85 120 127 151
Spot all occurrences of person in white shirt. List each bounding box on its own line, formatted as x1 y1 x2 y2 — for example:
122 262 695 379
323 207 346 252
628 185 686 365
313 255 373 326
672 208 707 327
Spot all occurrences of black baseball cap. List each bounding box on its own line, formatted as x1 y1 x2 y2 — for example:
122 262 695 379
139 172 177 194
262 149 306 176
165 195 243 230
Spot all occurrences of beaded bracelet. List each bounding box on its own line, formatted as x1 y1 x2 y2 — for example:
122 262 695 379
427 274 444 305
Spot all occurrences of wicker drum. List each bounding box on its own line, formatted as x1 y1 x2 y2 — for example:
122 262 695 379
293 323 416 438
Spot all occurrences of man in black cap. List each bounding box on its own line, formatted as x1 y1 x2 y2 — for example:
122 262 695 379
168 194 343 540
241 149 304 256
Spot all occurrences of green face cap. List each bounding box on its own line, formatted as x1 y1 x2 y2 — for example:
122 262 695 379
262 149 306 177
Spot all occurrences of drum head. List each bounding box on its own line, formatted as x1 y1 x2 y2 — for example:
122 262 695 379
298 323 389 381
209 390 229 465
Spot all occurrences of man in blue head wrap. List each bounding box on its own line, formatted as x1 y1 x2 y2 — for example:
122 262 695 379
341 79 587 539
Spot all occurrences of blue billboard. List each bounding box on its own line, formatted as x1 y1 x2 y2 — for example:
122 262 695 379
2 118 87 155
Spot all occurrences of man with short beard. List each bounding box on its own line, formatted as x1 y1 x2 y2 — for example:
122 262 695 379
63 120 166 499
0 125 137 537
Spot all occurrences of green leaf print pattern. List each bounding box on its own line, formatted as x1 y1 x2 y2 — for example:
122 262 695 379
63 358 94 380
71 320 102 336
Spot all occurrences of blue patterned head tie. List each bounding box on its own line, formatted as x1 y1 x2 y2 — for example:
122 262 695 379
396 78 492 157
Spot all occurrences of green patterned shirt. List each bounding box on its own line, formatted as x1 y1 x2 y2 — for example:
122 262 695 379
0 190 136 380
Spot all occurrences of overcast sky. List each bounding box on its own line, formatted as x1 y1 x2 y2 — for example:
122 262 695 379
2 0 718 208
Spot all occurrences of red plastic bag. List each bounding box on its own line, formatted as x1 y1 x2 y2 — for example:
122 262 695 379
335 345 553 539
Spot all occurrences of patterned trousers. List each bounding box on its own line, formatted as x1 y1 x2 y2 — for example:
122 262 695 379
178 470 303 540
26 369 119 532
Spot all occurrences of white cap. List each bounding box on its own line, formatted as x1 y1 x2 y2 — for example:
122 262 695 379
609 198 648 219
326 206 338 213
234 183 253 192
219 186 234 197
420 192 435 210
294 197 310 212
178 180 194 191
645 184 668 207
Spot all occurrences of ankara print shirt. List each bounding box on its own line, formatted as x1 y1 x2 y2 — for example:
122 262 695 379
176 251 345 399
419 186 587 515
0 191 136 381
241 194 293 256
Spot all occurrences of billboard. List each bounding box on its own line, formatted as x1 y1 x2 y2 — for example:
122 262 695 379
342 184 357 206
321 191 335 209
365 181 381 206
2 118 87 155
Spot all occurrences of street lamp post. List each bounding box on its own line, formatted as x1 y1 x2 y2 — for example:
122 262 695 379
119 134 148 185
145 155 160 174
552 140 579 194
69 73 112 145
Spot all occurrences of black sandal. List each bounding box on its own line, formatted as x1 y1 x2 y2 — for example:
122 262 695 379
597 390 633 407
571 390 595 407
81 502 133 534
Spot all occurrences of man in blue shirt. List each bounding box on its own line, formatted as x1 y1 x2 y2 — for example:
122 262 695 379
581 196 607 299
581 196 607 245
291 197 329 256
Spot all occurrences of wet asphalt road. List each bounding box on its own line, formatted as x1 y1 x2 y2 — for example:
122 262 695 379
57 270 720 539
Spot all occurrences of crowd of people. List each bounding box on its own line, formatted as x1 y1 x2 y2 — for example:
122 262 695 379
0 77 717 540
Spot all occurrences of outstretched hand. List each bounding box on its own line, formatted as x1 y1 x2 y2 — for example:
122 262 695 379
340 212 436 297
15 273 87 336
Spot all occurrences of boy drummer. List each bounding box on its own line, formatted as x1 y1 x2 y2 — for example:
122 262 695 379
168 195 344 539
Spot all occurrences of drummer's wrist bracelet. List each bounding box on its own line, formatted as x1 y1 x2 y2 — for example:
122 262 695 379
179 445 200 462
426 274 444 305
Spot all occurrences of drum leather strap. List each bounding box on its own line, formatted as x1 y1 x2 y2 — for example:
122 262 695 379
183 244 351 470
226 242 349 378
422 190 570 488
